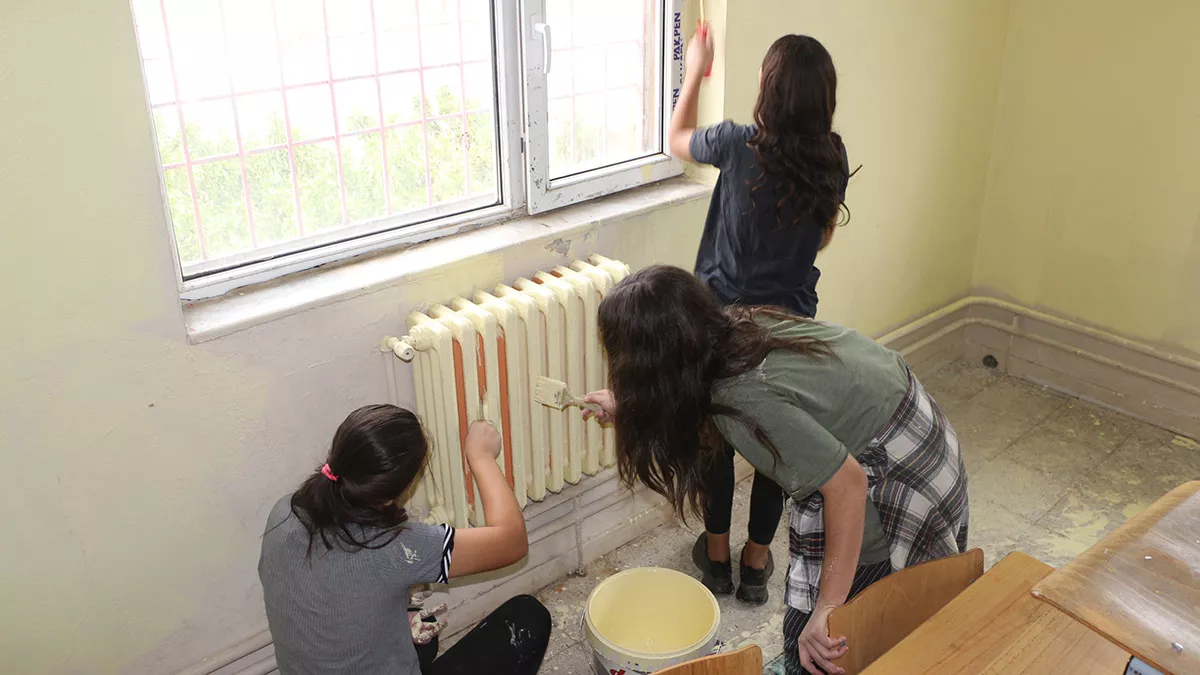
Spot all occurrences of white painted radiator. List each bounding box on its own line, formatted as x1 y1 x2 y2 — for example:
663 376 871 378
381 255 630 528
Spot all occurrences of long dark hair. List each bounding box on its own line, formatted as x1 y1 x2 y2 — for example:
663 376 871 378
748 34 854 230
288 404 429 558
598 266 832 519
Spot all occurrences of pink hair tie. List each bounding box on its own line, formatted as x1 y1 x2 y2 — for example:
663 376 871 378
321 463 339 481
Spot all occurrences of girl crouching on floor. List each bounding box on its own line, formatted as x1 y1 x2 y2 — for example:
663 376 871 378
259 405 550 675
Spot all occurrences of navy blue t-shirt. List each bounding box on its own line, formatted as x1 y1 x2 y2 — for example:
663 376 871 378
690 121 850 318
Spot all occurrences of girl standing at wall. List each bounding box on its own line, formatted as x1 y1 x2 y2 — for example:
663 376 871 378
583 266 968 675
669 24 855 605
259 405 550 675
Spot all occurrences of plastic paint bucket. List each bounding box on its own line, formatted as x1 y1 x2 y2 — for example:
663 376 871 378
583 567 721 675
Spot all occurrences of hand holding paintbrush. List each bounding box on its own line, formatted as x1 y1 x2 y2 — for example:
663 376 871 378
697 0 713 78
533 377 614 423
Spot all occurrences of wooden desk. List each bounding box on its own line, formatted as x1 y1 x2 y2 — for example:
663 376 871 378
1033 481 1200 675
863 552 1131 674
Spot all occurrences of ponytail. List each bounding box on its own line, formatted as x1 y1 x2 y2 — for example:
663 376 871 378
284 405 429 559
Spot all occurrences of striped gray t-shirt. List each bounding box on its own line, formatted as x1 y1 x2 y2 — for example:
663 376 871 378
259 496 455 675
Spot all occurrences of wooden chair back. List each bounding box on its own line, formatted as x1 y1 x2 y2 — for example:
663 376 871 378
828 548 985 674
655 644 763 675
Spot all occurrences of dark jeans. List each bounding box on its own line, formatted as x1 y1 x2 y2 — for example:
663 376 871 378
782 560 893 675
704 441 786 547
416 595 551 675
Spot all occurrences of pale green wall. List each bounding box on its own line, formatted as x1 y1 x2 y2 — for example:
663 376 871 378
974 0 1200 356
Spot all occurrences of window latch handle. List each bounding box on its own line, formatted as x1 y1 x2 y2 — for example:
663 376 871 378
533 22 552 75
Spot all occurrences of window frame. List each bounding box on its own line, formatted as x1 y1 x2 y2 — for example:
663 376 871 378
519 0 683 214
148 0 680 301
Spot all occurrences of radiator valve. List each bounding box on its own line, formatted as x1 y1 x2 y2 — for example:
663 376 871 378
381 336 416 362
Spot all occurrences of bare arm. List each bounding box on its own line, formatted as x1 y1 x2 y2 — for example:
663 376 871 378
668 23 714 161
797 454 869 674
447 422 528 577
815 455 867 607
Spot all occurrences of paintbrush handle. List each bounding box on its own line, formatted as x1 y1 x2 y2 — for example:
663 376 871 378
568 395 603 414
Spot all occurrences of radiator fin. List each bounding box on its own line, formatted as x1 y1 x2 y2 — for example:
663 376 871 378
393 256 630 527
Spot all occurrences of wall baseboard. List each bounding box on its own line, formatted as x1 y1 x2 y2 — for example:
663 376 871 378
884 295 1200 439
179 295 1198 675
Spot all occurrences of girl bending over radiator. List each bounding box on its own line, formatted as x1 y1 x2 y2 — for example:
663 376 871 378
259 405 550 675
582 266 969 675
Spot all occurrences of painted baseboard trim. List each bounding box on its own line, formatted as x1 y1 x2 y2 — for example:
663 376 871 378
176 296 1198 675
884 296 1200 438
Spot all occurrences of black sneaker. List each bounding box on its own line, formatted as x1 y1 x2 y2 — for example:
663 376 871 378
691 532 734 595
736 548 774 605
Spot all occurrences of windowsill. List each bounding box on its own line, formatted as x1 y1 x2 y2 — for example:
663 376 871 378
183 177 711 344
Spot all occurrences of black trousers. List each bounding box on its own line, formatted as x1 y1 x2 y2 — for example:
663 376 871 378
782 560 893 675
416 595 551 675
704 441 786 547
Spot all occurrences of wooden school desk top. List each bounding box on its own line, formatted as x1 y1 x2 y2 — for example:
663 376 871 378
1033 480 1200 675
862 551 1131 674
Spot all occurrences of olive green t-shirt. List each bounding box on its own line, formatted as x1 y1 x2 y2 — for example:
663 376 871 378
712 318 911 564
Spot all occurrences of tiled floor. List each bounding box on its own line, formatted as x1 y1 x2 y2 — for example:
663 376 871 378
531 360 1199 674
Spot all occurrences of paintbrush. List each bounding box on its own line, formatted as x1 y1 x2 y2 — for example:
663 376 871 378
533 377 603 414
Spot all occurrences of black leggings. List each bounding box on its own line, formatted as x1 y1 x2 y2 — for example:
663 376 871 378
703 286 807 548
417 595 551 675
704 441 786 546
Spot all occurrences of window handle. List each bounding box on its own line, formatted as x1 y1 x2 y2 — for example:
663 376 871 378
533 22 552 75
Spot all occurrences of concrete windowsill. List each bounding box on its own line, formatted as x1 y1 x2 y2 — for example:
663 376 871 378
183 178 711 344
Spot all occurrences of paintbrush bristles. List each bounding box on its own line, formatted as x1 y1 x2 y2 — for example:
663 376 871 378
533 376 570 410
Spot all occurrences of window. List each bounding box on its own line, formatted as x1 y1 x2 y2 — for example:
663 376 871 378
129 0 681 286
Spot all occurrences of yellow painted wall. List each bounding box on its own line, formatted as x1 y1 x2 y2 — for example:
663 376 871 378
721 0 1012 335
0 2 705 673
0 1 1015 673
974 0 1200 356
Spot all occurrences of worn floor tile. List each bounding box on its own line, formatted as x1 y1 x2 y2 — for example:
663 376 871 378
1041 400 1144 450
536 569 596 656
537 638 593 675
943 398 1041 471
970 377 1067 422
968 497 1090 569
1000 428 1114 482
969 455 1069 523
1038 425 1200 543
919 359 1002 406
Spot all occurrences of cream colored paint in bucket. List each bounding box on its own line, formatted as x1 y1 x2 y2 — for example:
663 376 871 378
584 567 720 674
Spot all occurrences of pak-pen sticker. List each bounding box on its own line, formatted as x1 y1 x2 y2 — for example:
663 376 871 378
671 11 682 109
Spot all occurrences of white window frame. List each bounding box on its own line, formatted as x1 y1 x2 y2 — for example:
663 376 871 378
161 0 681 301
519 0 683 214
